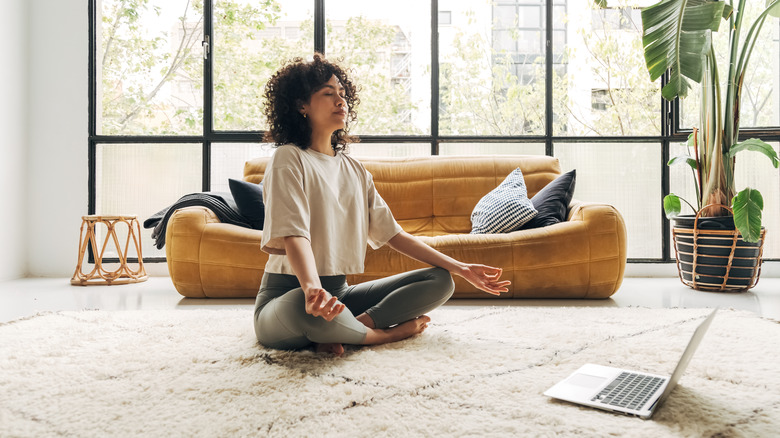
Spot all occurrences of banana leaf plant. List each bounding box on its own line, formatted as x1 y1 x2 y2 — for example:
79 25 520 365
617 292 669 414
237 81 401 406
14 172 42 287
641 0 780 242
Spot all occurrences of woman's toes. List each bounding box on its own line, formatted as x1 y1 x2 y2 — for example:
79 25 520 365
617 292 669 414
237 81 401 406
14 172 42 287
315 343 345 355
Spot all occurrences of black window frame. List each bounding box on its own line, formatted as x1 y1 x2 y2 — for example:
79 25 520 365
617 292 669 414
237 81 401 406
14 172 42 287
88 0 780 264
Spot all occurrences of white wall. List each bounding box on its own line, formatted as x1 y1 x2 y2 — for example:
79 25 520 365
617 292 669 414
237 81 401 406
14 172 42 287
0 0 29 281
26 0 88 277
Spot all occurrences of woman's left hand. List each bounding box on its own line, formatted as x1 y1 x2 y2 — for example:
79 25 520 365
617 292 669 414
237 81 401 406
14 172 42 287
457 264 511 296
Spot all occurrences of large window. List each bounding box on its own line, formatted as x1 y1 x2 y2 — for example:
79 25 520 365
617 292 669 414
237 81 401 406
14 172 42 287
90 0 780 262
97 0 204 135
327 0 431 135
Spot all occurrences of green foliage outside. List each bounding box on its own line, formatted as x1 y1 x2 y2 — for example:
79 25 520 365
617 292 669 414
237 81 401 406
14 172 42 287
100 0 204 135
99 1 662 138
100 0 423 135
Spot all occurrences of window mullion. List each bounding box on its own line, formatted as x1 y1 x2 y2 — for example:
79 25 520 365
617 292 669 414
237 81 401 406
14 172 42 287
432 0 439 155
203 0 214 191
545 0 553 156
315 0 325 54
88 0 97 215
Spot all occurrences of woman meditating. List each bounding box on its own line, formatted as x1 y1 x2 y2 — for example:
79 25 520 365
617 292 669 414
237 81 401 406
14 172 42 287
254 54 511 355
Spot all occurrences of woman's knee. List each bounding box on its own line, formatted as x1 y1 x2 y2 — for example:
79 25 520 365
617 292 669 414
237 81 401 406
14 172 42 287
425 267 455 301
254 289 308 344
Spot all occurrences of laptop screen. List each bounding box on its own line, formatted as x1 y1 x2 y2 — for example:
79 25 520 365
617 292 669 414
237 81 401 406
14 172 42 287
652 308 718 409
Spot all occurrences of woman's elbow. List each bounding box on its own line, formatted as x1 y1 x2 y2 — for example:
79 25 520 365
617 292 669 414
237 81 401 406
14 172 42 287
386 230 411 248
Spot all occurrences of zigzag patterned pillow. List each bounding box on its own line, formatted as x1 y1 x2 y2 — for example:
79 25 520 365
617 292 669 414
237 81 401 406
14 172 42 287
470 168 538 234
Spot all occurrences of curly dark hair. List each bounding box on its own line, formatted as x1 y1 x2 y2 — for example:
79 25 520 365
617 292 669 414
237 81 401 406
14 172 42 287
263 53 359 153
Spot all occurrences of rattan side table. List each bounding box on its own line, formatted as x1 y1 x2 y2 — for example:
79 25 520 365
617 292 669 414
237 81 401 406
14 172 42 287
71 215 148 286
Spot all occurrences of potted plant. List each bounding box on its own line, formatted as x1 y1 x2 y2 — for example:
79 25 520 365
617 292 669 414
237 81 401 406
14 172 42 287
640 0 779 291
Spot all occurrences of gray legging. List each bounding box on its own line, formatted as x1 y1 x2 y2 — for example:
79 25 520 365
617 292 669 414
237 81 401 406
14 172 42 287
253 267 455 350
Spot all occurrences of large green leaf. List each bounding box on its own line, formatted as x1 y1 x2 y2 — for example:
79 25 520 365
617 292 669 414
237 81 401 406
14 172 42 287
768 0 780 17
663 194 682 218
732 188 764 243
641 0 727 100
729 138 780 168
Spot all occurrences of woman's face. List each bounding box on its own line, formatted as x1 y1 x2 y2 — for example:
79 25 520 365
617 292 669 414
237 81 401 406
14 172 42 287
301 75 348 133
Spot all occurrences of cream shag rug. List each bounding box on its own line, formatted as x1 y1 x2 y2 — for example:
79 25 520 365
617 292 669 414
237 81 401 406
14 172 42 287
1 306 779 437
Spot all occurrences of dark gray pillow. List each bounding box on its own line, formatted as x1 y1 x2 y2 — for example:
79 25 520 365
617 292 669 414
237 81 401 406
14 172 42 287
521 169 576 230
470 168 538 234
228 178 264 230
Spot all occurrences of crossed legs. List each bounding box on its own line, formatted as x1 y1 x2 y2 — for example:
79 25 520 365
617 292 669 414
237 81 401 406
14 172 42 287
253 267 455 352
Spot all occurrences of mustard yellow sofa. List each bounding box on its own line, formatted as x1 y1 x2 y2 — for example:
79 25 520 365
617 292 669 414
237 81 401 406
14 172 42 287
165 155 626 299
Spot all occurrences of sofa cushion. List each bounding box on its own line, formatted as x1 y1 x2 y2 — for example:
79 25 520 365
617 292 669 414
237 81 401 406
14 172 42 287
521 169 576 230
470 168 537 234
228 178 265 230
244 154 563 235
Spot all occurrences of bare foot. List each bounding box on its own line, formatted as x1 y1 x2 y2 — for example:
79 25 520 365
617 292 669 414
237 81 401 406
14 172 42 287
362 315 431 345
314 343 345 356
392 315 430 339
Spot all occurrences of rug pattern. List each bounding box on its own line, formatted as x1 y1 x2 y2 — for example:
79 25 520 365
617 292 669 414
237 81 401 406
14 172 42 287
1 306 778 437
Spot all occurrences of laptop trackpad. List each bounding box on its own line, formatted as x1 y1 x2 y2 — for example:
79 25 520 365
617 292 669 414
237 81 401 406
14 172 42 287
568 373 608 389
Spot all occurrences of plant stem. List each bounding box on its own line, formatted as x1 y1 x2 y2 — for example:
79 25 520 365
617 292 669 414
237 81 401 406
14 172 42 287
681 197 698 215
692 127 702 210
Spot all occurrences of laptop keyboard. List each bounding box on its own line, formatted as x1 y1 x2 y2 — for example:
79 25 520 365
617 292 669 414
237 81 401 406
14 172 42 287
591 372 665 411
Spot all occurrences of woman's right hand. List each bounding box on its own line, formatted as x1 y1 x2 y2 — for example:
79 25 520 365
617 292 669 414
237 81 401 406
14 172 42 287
304 287 345 321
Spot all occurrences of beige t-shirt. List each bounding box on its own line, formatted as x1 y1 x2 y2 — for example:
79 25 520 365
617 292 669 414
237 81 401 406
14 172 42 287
260 144 403 275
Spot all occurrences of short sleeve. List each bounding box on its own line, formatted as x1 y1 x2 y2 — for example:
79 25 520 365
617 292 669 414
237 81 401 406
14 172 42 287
260 165 311 255
366 171 403 249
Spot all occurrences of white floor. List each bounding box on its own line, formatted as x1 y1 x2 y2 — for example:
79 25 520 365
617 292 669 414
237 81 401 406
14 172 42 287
1 275 779 324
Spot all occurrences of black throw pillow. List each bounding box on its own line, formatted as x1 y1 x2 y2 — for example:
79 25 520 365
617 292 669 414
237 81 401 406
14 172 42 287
228 178 265 230
520 169 576 230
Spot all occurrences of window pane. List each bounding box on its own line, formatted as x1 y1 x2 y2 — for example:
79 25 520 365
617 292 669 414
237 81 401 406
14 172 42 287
439 143 545 156
210 143 276 193
348 143 431 158
326 1 431 135
440 0 545 135
670 141 780 259
552 30 566 56
556 1 661 136
97 0 203 135
518 6 541 28
494 6 515 28
681 6 780 129
96 144 202 258
213 1 313 131
668 140 697 260
555 142 662 259
668 141 699 217
439 11 452 26
517 30 542 54
493 30 516 53
553 6 567 29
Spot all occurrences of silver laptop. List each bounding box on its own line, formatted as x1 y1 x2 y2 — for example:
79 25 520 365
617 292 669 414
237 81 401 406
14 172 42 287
544 308 718 419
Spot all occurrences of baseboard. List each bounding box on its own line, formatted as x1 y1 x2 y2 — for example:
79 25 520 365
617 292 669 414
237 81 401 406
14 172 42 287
144 263 171 277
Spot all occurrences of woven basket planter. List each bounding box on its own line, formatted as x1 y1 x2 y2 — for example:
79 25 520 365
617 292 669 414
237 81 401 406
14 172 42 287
672 205 766 292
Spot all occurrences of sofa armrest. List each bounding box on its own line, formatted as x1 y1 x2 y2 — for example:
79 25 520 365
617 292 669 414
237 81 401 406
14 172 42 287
165 206 223 298
565 199 627 297
165 206 267 298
